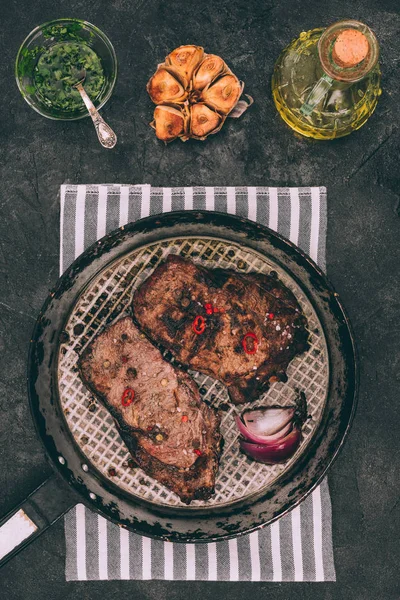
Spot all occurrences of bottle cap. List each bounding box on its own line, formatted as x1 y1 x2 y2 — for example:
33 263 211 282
318 20 379 82
332 29 369 68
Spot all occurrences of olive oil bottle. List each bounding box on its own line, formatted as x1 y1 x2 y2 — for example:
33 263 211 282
271 20 381 139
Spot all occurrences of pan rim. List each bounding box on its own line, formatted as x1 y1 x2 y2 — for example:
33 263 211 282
27 210 358 542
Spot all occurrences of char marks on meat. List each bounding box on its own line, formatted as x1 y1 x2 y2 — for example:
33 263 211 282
133 255 309 404
78 317 222 504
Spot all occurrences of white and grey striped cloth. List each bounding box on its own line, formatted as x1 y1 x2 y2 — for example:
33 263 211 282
61 184 335 582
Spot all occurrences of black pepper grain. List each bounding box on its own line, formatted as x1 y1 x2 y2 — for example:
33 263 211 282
73 323 84 336
59 330 70 343
181 296 190 308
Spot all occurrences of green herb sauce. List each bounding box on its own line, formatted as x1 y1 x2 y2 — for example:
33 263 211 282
33 42 105 111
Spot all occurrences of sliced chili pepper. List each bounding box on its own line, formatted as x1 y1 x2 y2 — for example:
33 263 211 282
108 467 117 477
268 312 275 320
242 332 259 355
121 387 135 406
194 449 202 456
204 303 213 315
192 315 206 335
181 415 189 423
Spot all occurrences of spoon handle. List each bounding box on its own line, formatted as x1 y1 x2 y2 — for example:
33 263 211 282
75 83 117 149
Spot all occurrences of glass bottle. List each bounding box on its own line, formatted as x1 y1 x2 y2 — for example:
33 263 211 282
271 20 381 139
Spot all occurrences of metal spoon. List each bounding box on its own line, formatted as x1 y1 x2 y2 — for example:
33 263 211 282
73 71 117 149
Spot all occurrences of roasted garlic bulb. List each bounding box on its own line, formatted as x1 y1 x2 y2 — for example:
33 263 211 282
147 45 251 142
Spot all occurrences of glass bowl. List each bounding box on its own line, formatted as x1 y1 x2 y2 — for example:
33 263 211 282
15 19 117 120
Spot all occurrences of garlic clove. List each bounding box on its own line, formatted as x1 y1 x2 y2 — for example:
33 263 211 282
166 45 204 83
193 54 227 91
147 67 187 104
150 105 188 143
190 103 224 139
201 74 243 115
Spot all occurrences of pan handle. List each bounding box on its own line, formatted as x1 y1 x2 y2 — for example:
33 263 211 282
0 472 77 568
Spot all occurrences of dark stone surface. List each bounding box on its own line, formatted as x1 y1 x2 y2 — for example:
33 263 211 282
0 0 399 597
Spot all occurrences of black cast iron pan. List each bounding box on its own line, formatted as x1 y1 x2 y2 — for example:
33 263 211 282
0 211 357 567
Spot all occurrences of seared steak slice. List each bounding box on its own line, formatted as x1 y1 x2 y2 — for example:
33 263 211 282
133 255 309 404
78 317 222 504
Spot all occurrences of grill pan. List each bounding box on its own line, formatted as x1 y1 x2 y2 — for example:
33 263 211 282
0 211 357 565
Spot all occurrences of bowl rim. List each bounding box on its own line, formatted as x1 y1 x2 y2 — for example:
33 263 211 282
15 18 118 121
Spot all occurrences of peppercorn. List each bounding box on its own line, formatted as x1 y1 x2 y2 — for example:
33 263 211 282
181 296 190 308
59 330 70 343
73 323 84 336
127 367 137 378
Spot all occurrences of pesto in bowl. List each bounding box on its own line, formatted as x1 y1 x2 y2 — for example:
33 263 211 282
16 19 117 120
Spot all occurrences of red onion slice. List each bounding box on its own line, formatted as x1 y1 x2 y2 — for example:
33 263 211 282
239 426 302 464
242 407 295 436
235 415 293 444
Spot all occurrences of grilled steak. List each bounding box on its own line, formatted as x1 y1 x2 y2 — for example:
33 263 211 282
78 316 222 504
133 255 309 404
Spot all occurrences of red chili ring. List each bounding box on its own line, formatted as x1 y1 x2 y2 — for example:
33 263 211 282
192 315 206 335
121 387 135 406
242 332 259 355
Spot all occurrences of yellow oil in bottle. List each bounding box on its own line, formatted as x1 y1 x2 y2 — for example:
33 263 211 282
272 22 381 139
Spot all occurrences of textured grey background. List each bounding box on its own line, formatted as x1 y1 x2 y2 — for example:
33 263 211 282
0 0 399 598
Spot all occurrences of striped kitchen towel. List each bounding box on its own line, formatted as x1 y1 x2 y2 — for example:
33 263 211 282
61 184 335 582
